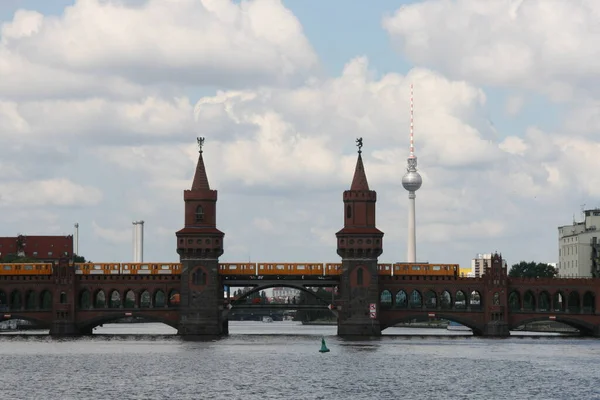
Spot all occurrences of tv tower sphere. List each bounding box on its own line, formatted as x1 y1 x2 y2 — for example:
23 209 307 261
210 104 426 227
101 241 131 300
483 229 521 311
402 165 422 192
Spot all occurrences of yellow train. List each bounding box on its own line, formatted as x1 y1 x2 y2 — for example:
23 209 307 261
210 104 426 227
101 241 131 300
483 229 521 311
0 262 458 277
74 263 182 275
0 263 53 275
379 263 459 277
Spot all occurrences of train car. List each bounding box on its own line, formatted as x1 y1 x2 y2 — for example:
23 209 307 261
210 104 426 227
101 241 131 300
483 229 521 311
0 263 53 276
287 263 325 276
391 263 458 277
218 263 258 275
257 263 288 275
74 263 120 275
325 263 342 276
377 263 393 276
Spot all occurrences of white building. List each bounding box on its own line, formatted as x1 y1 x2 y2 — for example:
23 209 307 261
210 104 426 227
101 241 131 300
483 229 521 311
558 209 600 277
272 287 300 300
470 254 507 277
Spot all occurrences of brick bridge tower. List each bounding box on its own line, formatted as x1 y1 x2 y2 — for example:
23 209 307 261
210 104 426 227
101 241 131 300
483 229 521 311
482 252 510 336
336 138 384 336
176 137 226 337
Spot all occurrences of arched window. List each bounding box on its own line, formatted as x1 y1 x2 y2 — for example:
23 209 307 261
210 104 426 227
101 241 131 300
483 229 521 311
357 268 363 285
60 292 67 304
192 269 207 286
346 205 352 219
195 205 204 222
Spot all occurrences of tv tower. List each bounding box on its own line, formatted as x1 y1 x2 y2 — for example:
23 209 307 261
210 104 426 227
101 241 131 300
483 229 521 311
401 84 422 262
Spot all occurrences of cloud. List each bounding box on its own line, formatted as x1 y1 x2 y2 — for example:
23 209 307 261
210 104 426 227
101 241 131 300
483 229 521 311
92 221 131 245
383 0 600 98
0 179 103 207
1 0 318 90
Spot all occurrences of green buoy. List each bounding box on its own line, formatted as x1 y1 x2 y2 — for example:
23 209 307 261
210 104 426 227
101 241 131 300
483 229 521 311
319 337 330 353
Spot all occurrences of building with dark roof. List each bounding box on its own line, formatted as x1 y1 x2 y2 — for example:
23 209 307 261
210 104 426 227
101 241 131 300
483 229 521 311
0 235 73 262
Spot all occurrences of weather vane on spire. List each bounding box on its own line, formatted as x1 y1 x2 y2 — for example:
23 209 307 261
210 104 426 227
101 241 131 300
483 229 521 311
197 137 205 153
356 137 363 154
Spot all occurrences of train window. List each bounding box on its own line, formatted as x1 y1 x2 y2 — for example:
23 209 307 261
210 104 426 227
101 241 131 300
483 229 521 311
297 265 306 270
433 266 441 271
25 265 33 270
228 265 238 270
276 264 285 269
411 266 420 271
160 265 170 269
3 266 11 270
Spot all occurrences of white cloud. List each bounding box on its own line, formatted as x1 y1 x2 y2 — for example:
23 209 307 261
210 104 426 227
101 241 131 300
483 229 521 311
253 217 276 234
92 221 131 245
0 179 102 207
505 95 524 116
1 0 318 89
383 0 600 98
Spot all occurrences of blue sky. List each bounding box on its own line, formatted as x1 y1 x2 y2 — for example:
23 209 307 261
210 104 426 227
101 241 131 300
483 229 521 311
0 0 598 271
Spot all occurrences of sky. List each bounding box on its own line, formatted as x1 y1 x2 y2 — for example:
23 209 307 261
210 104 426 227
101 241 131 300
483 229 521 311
0 0 599 268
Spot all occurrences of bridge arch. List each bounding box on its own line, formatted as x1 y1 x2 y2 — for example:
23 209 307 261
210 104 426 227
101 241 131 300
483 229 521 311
108 290 121 308
553 291 565 311
124 290 136 308
424 290 437 309
94 289 106 308
568 291 580 313
583 291 595 313
1 314 51 329
40 290 52 310
154 290 166 308
25 290 36 310
469 290 481 309
139 290 151 308
538 291 551 311
232 283 334 307
409 290 422 309
440 290 452 310
395 290 407 308
508 291 520 311
380 290 392 309
455 290 466 309
523 290 535 311
10 290 22 311
77 313 179 332
381 313 483 336
512 316 595 336
79 289 92 309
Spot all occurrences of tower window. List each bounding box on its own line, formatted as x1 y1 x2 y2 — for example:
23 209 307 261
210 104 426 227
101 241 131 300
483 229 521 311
196 205 204 222
346 205 352 219
192 269 207 286
357 268 363 285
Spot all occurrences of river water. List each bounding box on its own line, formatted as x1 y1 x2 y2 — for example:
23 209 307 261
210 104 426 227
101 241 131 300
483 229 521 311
1 322 598 399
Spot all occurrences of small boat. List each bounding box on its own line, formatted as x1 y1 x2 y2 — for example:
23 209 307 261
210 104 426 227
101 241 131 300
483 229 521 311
319 337 330 353
447 321 471 331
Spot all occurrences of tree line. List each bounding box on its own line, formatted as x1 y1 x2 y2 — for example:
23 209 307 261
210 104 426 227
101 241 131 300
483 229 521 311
508 261 557 278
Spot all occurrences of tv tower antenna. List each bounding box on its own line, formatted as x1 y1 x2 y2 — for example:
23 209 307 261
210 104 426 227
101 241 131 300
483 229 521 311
402 83 423 263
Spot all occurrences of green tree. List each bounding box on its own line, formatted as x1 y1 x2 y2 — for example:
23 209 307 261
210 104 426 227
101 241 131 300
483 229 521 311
508 261 557 278
0 254 38 263
73 254 87 263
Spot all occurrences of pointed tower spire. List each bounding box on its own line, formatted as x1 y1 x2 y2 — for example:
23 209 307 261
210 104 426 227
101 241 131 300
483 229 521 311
350 137 370 191
336 138 384 337
191 137 210 190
